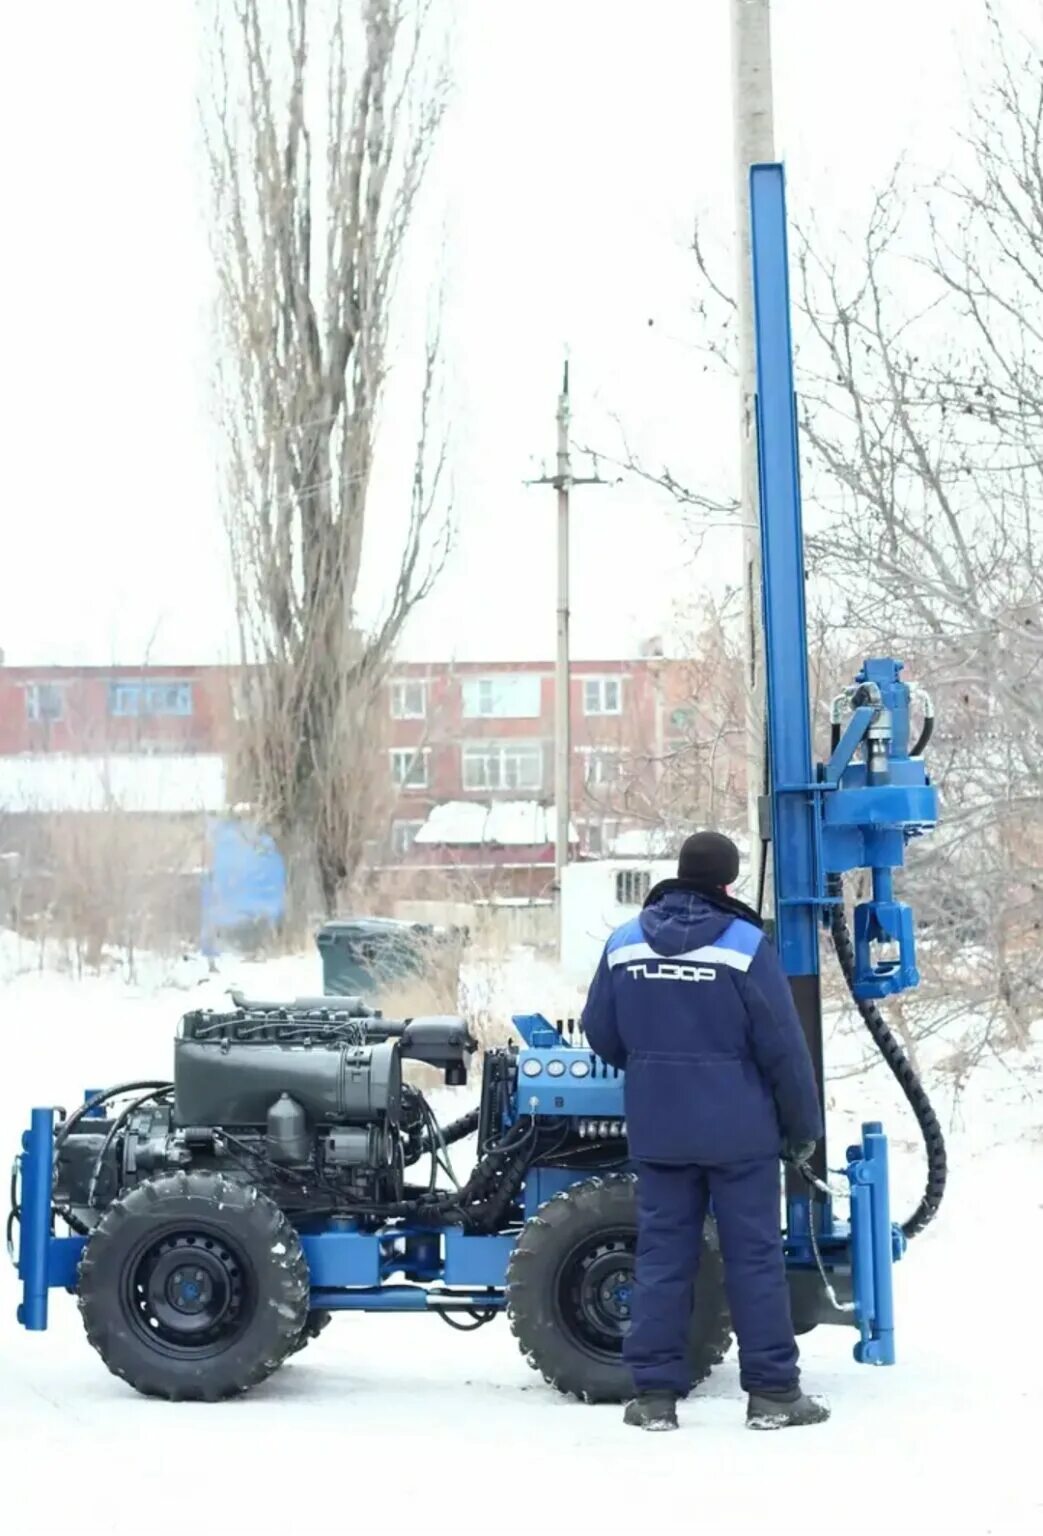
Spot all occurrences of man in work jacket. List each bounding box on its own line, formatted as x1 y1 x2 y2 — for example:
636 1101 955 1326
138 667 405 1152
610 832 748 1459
581 830 830 1432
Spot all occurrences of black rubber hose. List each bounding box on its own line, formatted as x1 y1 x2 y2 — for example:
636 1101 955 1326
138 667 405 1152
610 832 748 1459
54 1082 174 1149
910 712 934 758
827 877 947 1239
429 1109 480 1148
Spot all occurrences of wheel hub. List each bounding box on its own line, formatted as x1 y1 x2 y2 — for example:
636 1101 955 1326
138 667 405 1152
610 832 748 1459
128 1229 249 1350
556 1230 635 1362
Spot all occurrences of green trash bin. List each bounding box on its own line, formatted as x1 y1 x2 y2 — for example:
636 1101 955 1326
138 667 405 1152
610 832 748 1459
316 917 465 998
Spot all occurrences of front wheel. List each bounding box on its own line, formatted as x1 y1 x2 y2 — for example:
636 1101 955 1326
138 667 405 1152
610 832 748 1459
78 1172 309 1401
506 1173 732 1403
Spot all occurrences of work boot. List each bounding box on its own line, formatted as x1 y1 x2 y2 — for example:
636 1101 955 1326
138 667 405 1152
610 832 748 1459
623 1391 679 1431
746 1386 830 1431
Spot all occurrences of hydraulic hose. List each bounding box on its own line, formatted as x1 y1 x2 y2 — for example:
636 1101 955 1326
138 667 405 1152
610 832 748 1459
910 712 934 758
827 877 947 1239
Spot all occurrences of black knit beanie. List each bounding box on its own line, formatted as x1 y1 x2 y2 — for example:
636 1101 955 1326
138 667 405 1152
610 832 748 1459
677 830 741 891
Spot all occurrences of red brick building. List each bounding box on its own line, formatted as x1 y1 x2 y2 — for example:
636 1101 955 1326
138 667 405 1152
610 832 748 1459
0 665 237 758
1 654 738 899
381 657 694 860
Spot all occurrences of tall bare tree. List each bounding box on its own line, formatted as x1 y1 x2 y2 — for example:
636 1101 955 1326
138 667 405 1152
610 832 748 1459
206 0 451 914
795 5 1043 1049
609 5 1043 1063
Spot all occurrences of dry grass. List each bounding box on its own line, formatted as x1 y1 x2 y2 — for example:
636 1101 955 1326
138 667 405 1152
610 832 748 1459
6 810 202 978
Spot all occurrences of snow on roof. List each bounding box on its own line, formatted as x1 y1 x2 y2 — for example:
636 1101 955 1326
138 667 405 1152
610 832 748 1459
414 800 577 847
609 826 679 859
0 754 228 815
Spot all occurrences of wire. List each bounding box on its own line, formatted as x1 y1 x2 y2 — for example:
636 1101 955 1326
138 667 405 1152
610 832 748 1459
756 729 770 918
55 1082 174 1150
437 1308 498 1331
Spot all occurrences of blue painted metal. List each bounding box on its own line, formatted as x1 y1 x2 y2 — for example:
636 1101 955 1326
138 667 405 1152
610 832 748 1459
17 1109 56 1330
300 1231 381 1287
511 1012 560 1048
443 1231 514 1287
848 1122 897 1364
749 161 820 987
515 1048 624 1118
45 1236 85 1289
311 1286 505 1312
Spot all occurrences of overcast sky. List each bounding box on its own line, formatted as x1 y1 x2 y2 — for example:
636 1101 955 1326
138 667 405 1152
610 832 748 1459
0 0 999 667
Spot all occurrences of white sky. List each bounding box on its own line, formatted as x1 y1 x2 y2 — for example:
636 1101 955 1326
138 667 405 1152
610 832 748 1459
0 0 998 667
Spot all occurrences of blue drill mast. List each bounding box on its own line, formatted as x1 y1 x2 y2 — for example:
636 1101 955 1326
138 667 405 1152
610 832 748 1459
750 162 945 1358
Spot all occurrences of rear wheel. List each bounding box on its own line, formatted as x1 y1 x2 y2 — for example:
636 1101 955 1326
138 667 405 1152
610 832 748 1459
78 1171 309 1401
289 1309 333 1356
507 1173 732 1403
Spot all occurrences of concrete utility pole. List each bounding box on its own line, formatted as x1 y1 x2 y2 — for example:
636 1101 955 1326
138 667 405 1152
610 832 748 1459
530 361 605 944
730 0 776 910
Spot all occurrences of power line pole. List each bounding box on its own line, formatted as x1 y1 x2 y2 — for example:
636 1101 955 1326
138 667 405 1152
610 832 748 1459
730 0 776 910
530 360 605 949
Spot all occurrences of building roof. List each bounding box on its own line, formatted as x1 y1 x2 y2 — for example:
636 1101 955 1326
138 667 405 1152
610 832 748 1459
609 825 681 859
0 754 227 814
413 800 578 848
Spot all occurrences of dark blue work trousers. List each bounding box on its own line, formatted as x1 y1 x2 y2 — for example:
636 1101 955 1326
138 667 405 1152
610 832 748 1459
623 1158 799 1396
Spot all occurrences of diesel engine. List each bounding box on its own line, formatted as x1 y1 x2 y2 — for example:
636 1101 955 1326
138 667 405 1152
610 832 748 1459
54 999 479 1230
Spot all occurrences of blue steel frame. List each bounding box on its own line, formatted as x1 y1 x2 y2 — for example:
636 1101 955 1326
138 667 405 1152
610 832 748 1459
12 165 923 1376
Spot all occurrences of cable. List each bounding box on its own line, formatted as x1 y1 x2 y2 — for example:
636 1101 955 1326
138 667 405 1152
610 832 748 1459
910 712 934 758
55 1082 174 1150
437 1308 498 1332
827 876 947 1238
756 730 770 918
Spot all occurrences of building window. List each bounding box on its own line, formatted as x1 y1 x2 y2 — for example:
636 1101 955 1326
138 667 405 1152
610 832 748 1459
579 747 622 786
583 677 622 715
391 819 424 857
616 868 651 906
579 819 619 856
109 680 193 718
25 683 64 723
462 741 543 792
390 679 426 720
390 748 429 789
462 673 541 719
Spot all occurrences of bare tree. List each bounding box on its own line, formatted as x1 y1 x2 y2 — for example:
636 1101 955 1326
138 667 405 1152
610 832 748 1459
604 5 1043 1067
791 6 1043 1051
205 0 452 914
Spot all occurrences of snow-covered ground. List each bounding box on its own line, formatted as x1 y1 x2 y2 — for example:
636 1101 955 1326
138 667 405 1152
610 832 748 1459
1 935 1041 1535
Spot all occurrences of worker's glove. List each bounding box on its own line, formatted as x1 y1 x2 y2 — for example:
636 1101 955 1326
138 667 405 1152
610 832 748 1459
783 1138 817 1168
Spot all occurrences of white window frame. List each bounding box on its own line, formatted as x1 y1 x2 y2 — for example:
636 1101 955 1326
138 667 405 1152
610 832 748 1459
390 678 427 720
462 741 543 792
462 673 541 720
390 819 425 857
582 676 623 716
579 818 619 856
25 682 65 723
578 746 623 786
390 748 430 789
